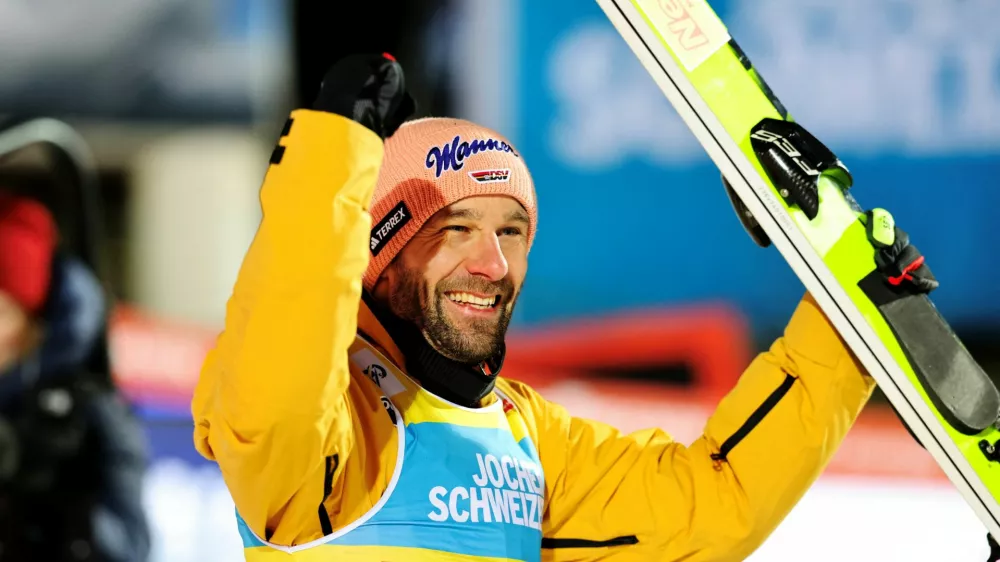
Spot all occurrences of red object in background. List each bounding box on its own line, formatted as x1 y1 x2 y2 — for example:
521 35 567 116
0 191 59 314
504 302 753 401
108 306 219 407
109 301 752 407
107 302 944 484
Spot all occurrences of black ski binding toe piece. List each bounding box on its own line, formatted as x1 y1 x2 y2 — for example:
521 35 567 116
749 118 853 220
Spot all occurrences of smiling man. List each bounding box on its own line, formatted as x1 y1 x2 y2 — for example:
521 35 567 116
362 124 534 398
192 54 937 561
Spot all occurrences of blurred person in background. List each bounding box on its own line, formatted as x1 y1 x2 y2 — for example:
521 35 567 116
0 190 150 562
193 55 938 561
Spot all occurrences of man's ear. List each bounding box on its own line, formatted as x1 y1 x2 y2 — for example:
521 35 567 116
370 262 395 304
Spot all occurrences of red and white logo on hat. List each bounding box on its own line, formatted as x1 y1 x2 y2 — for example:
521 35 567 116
468 169 511 183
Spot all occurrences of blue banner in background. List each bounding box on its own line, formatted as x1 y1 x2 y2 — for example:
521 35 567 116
509 0 1000 336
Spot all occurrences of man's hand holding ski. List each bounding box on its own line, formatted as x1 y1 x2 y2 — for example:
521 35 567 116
862 208 939 294
721 118 939 297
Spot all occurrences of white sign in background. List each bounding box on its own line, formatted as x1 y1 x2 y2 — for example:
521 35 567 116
142 455 988 561
547 0 1000 169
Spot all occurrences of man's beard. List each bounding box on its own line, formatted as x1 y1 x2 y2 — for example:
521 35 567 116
388 266 516 364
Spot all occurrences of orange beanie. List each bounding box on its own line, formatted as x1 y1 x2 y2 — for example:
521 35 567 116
363 117 538 290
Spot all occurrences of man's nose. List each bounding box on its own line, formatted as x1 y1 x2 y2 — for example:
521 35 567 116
465 233 509 281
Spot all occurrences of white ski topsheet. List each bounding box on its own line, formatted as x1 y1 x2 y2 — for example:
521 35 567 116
594 0 1000 541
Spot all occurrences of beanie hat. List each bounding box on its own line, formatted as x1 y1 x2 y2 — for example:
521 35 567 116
363 117 538 290
0 191 58 314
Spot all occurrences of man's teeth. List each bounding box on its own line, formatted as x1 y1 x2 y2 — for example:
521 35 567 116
447 292 497 308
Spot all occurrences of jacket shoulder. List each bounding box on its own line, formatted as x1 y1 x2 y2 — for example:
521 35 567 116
494 377 568 440
494 377 543 410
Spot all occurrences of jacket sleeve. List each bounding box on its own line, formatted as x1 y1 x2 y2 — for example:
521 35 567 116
190 110 383 543
529 292 876 562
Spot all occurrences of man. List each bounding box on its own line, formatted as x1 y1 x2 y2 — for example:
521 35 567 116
0 190 150 562
192 54 935 561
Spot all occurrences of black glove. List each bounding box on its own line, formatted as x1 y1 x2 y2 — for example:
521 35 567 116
861 208 938 293
312 53 416 140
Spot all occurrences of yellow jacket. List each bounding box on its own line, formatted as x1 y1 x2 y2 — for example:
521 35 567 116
191 109 875 561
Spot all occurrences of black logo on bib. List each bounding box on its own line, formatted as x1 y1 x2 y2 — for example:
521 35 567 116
364 364 387 387
380 396 397 425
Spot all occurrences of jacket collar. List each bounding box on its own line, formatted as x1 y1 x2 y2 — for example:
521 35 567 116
357 296 407 370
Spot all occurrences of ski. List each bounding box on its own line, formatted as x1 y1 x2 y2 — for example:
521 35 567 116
594 0 1000 552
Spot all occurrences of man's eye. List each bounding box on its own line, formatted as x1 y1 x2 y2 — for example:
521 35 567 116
443 225 470 233
500 227 522 236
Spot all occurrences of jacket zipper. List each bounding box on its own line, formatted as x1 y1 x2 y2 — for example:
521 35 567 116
317 453 340 535
541 536 639 549
711 373 796 462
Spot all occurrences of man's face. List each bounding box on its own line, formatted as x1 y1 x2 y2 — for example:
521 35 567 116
0 290 30 373
374 195 530 364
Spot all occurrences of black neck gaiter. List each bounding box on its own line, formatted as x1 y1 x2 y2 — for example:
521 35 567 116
362 292 503 408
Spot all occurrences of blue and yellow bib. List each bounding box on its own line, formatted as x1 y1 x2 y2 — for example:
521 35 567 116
236 337 546 561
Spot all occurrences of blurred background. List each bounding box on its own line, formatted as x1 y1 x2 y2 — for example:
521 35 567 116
0 0 998 560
